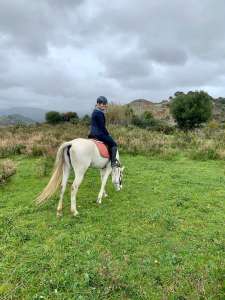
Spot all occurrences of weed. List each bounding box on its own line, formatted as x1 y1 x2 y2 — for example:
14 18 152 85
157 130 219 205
0 159 16 184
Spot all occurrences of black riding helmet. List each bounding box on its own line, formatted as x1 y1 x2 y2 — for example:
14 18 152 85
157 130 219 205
97 96 108 105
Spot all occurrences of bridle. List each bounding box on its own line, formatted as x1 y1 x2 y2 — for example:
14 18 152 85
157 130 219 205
119 169 123 186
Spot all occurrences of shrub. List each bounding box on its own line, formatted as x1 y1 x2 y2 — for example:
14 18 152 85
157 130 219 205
189 147 220 161
30 145 46 157
170 91 213 130
107 104 135 125
46 111 62 124
156 124 175 134
131 111 174 133
11 144 26 155
207 120 220 130
70 117 79 124
0 144 26 158
62 112 79 123
81 114 91 126
0 159 16 184
132 112 157 128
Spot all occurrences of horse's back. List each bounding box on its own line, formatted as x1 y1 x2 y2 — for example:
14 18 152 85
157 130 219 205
69 138 109 168
70 138 96 154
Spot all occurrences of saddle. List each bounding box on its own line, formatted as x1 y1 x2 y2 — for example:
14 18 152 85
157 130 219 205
92 139 110 158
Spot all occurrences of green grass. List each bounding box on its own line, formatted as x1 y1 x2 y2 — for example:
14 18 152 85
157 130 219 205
0 155 225 299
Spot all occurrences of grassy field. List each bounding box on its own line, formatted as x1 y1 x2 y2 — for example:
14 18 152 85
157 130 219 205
0 154 225 299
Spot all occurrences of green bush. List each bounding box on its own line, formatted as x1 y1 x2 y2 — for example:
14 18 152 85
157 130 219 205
12 144 26 155
189 148 220 160
30 145 46 157
81 114 91 126
0 144 26 158
132 112 174 133
132 112 157 128
46 111 80 124
45 111 62 124
62 112 79 123
170 91 213 130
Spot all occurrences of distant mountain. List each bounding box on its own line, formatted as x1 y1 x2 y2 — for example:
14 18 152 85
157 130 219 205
0 107 47 122
0 114 36 125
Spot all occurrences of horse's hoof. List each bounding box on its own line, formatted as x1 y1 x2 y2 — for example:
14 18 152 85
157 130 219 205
96 198 102 204
71 210 79 217
57 211 63 217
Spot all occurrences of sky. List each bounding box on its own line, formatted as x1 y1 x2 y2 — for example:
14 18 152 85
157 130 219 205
0 0 225 114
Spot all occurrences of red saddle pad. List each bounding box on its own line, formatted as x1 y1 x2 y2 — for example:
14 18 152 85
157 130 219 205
92 139 110 158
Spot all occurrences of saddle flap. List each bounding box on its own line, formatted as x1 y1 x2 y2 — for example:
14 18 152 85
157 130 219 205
92 139 110 158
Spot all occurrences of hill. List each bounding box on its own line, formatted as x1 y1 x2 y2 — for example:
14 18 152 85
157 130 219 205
0 107 47 122
128 98 225 124
128 99 174 124
0 114 35 126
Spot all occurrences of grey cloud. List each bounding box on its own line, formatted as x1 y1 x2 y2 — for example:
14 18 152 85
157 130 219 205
103 50 152 80
146 47 188 66
0 0 225 112
0 0 85 56
92 0 225 63
45 0 84 8
168 60 225 88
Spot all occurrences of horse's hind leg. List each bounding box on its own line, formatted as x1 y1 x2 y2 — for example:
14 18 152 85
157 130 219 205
71 168 86 217
57 163 70 217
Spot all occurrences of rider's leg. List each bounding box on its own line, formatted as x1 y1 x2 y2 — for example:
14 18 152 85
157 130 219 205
90 134 119 167
99 136 119 167
110 145 119 167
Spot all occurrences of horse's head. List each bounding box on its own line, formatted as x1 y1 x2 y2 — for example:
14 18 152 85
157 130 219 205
112 165 124 191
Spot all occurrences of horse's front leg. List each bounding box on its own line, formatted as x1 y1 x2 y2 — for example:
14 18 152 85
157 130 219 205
100 169 108 198
97 167 111 204
71 168 85 216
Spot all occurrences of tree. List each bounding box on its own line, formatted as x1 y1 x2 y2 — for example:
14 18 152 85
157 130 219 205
45 111 62 124
62 112 79 123
81 114 91 125
132 111 157 128
170 91 213 129
174 91 184 97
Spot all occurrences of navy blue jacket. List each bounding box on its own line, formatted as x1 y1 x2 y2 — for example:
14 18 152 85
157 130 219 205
89 108 109 137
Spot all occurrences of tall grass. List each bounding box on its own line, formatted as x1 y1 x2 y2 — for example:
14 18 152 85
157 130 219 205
0 159 16 184
1 122 225 160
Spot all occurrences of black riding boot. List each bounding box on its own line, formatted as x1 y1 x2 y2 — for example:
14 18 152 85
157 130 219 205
110 146 120 167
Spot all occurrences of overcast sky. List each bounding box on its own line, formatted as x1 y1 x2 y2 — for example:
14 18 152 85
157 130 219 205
0 0 225 114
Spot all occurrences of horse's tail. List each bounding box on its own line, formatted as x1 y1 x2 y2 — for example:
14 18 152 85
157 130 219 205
35 141 72 205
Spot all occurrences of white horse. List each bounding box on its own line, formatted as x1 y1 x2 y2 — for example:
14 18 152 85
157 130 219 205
36 138 124 216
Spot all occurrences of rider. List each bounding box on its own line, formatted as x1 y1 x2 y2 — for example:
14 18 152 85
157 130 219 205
88 96 120 168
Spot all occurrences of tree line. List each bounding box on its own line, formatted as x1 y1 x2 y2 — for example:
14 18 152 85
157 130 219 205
46 90 214 131
45 111 91 125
